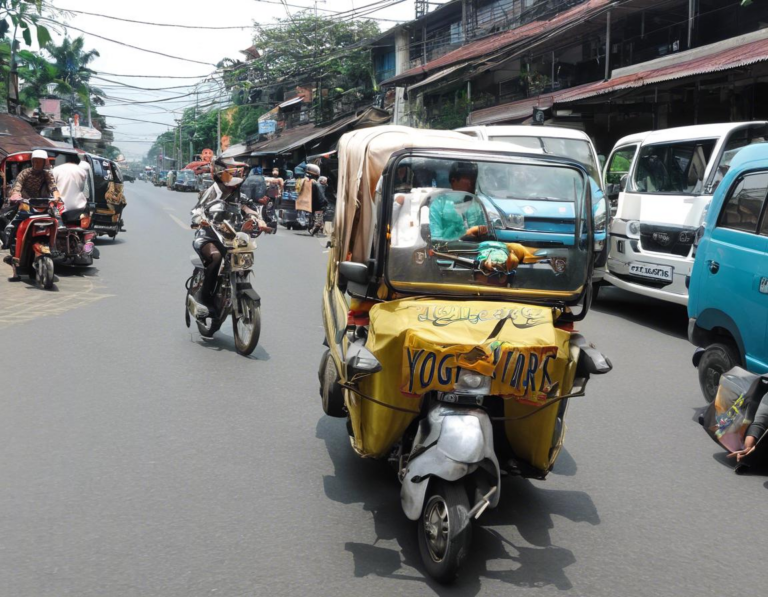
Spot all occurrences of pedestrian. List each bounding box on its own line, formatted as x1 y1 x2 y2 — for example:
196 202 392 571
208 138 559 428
305 163 326 236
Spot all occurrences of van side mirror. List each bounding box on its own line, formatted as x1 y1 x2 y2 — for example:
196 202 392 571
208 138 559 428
339 261 369 285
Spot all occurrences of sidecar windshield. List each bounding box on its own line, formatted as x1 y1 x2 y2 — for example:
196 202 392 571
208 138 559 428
386 155 591 301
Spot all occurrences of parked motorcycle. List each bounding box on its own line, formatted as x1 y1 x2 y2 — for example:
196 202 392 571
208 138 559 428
55 203 99 266
184 198 264 356
6 197 58 289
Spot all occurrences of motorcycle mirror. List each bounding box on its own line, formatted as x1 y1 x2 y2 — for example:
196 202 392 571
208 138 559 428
339 261 369 285
345 341 382 380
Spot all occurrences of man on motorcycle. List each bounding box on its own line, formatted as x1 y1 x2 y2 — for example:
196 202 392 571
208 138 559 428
3 150 61 280
190 160 272 316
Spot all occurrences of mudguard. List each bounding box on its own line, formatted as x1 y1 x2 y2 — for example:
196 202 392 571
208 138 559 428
401 403 500 521
240 287 261 305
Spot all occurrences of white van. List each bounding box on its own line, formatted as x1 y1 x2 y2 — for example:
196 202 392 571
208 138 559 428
456 125 608 288
603 122 768 306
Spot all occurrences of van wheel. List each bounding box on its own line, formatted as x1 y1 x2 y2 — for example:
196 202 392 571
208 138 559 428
698 343 739 403
319 349 345 417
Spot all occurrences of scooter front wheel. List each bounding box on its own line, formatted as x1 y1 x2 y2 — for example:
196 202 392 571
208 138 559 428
34 255 55 290
417 479 472 584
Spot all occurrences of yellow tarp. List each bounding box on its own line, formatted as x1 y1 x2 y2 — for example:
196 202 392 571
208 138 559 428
348 297 576 470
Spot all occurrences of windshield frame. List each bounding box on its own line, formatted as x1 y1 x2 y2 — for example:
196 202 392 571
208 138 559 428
377 148 593 305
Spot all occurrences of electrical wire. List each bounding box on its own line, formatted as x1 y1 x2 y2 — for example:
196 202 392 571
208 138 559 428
52 7 252 29
39 18 218 66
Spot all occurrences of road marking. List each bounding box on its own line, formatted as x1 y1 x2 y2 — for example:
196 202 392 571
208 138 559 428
168 213 190 231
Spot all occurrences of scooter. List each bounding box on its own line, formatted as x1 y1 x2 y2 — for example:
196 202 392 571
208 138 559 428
6 198 59 289
55 203 99 266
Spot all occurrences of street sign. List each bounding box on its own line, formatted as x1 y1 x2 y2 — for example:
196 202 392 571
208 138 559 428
259 120 277 134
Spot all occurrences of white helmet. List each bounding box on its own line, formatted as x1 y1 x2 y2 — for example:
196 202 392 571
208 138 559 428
306 163 321 177
31 149 49 160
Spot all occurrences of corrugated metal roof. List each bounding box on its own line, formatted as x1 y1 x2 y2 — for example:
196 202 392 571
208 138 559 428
0 114 55 157
469 28 768 124
384 0 611 86
557 33 768 104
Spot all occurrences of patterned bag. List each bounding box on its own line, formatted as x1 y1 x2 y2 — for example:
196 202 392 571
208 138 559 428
105 182 126 205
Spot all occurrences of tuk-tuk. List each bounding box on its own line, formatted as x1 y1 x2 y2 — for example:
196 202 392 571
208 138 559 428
318 126 611 582
88 156 126 239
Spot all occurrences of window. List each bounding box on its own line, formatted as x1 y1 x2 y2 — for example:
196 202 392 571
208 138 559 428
490 136 599 181
634 140 716 194
711 125 768 191
718 171 768 234
606 146 637 185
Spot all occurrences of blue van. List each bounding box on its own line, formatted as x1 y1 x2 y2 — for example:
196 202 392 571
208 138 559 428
689 143 768 402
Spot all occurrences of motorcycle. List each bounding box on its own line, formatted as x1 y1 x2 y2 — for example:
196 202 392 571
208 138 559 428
319 126 612 582
6 197 59 289
55 203 99 266
184 198 265 356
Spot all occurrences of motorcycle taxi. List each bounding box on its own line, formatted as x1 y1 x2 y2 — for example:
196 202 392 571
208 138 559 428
319 126 612 582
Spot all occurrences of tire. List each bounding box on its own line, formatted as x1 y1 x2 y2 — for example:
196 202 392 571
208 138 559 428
232 295 261 355
698 343 740 403
591 282 601 302
417 480 473 584
319 349 345 417
35 255 55 290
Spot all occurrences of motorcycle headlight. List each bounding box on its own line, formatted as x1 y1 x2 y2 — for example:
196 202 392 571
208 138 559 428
235 232 250 248
454 370 492 395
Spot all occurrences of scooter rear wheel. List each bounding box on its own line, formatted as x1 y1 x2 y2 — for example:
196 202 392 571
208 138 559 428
417 479 472 584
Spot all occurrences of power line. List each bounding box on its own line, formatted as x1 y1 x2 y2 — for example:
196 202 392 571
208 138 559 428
53 7 252 29
41 18 217 66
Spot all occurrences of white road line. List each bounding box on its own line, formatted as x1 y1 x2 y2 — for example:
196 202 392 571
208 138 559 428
168 213 190 231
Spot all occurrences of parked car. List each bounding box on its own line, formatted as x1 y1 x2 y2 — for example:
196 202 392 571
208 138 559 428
689 143 768 402
603 121 768 306
197 173 213 198
122 171 135 183
174 169 197 192
456 125 609 296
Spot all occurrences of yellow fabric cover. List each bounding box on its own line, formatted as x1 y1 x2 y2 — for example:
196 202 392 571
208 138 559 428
348 297 574 470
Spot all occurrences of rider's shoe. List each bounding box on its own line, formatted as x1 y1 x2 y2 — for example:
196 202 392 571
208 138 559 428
2 254 13 265
7 275 20 282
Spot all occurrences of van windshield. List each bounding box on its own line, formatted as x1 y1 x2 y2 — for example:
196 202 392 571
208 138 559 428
386 156 589 300
633 140 716 194
490 136 599 182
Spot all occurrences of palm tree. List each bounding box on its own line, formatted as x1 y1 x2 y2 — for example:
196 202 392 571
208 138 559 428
46 36 100 120
15 49 70 109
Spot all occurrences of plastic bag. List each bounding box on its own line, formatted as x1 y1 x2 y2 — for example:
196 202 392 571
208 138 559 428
702 367 758 452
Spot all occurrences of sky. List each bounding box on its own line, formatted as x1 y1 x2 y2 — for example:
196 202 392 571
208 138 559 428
44 0 426 160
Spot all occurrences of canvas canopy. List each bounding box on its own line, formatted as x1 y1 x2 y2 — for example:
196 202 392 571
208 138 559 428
334 126 487 265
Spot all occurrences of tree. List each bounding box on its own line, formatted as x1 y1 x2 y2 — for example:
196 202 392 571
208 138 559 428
46 35 100 117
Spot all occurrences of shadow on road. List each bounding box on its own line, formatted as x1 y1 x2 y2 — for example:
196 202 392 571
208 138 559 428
191 332 271 360
316 417 599 595
95 236 126 246
55 266 100 278
591 286 688 339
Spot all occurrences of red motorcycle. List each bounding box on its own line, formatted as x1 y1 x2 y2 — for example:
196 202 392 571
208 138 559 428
56 203 98 266
9 197 58 289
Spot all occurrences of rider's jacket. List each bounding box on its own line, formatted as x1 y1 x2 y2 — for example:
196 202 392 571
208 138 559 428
191 182 259 249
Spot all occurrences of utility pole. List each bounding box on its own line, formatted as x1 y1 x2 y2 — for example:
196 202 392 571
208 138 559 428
173 125 177 170
86 84 93 127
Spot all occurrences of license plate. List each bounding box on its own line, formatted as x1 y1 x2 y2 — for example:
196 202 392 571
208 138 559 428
629 262 674 281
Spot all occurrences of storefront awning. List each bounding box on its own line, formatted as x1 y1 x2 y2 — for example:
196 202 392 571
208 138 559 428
0 114 55 156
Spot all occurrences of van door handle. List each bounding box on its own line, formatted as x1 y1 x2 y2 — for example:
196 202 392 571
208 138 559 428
707 260 720 274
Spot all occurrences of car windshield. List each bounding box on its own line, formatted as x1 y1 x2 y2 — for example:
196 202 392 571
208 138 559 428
490 136 599 182
177 171 194 181
386 156 590 299
633 139 716 194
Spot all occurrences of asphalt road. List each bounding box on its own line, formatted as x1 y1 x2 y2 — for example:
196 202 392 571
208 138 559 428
1 182 766 597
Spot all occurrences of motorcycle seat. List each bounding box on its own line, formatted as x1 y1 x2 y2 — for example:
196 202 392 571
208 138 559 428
61 208 87 225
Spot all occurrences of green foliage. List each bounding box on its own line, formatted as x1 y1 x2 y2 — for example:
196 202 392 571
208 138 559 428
428 91 470 130
226 12 379 101
0 0 52 47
